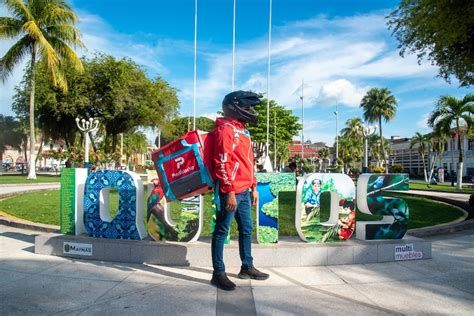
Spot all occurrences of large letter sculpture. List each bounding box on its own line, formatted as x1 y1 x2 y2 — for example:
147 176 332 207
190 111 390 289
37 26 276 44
147 191 203 242
256 172 296 244
84 170 147 239
356 174 409 240
296 173 356 243
59 168 88 235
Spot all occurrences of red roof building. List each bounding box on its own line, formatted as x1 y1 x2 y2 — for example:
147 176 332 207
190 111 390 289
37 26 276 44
288 141 320 159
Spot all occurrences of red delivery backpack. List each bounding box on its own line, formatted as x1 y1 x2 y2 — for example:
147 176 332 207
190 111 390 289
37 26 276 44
151 130 215 201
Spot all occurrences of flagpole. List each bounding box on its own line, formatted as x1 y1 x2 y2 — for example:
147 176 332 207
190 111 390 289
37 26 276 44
193 0 198 130
266 0 272 159
232 0 236 91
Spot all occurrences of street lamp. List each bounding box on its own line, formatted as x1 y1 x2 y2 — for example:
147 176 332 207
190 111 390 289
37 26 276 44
359 123 376 173
76 117 99 168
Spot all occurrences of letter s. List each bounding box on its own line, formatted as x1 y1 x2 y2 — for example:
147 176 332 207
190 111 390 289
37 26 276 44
356 174 409 240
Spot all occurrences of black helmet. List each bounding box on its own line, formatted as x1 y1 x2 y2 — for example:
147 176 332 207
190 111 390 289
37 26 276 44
222 90 261 124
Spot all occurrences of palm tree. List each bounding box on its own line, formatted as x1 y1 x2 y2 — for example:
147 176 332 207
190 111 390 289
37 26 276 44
410 132 429 182
338 135 362 173
0 0 84 179
341 117 363 141
360 88 397 172
318 147 330 172
123 131 149 170
427 131 447 185
428 94 474 191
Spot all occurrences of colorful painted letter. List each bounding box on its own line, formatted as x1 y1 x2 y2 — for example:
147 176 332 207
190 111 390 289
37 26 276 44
59 168 88 235
356 174 409 240
83 170 147 240
147 193 203 242
296 173 356 243
255 172 296 244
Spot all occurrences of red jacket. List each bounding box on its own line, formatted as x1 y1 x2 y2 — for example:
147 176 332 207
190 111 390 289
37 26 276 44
212 117 257 194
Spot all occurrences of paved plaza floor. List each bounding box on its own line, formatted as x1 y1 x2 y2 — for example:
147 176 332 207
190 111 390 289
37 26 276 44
0 224 473 315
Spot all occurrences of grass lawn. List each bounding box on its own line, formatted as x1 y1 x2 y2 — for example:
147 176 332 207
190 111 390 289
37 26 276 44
0 189 464 234
409 181 474 194
0 175 60 184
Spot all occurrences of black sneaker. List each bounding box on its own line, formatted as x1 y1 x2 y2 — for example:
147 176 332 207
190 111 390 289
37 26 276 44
210 273 236 291
238 266 269 280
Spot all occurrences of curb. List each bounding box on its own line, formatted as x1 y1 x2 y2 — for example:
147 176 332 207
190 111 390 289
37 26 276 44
408 219 474 237
0 216 59 233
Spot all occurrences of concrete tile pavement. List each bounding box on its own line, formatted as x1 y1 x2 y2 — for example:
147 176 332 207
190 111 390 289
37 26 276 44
1 224 473 315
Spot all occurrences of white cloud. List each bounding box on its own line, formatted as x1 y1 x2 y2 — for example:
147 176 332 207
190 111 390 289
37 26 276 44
315 79 368 107
77 11 168 75
416 113 431 130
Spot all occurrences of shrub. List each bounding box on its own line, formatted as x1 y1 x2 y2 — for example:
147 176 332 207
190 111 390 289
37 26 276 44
369 166 385 173
391 164 404 173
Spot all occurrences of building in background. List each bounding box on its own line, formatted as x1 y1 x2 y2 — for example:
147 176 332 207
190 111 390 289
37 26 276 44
388 128 474 180
288 140 321 161
389 136 424 175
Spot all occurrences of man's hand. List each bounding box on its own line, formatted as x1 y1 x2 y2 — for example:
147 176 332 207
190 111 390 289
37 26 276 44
252 189 258 206
226 192 237 212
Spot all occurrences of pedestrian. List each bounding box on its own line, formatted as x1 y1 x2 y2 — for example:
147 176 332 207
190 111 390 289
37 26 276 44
282 161 297 173
210 90 269 291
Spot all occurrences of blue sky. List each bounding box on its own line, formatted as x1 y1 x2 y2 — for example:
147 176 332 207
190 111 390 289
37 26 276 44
0 0 472 145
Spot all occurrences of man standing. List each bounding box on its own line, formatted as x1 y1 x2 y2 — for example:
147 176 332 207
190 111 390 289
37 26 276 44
211 91 269 291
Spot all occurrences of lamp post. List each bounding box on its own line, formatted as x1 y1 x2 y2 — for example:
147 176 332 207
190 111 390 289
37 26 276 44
76 117 99 169
360 123 376 173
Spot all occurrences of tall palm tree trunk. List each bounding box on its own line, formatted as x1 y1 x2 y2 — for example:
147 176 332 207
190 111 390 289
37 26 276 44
456 120 463 191
378 116 386 171
421 153 428 183
27 46 37 179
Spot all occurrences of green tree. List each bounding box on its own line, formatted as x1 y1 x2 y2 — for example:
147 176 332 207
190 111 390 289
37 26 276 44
341 117 363 141
338 135 363 173
427 131 447 186
367 133 392 169
410 132 430 182
167 116 214 141
428 93 474 190
13 54 180 155
85 54 179 153
0 114 26 164
247 99 301 165
340 117 364 171
122 130 148 169
387 0 474 87
318 147 330 172
360 88 397 171
0 0 84 179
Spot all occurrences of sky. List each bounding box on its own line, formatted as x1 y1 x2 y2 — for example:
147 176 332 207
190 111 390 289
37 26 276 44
0 0 472 146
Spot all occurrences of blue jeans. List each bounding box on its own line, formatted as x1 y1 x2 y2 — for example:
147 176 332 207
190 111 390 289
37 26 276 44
211 190 253 274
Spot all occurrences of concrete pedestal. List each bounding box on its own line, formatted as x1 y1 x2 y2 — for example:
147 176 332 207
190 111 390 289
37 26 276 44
35 234 431 267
